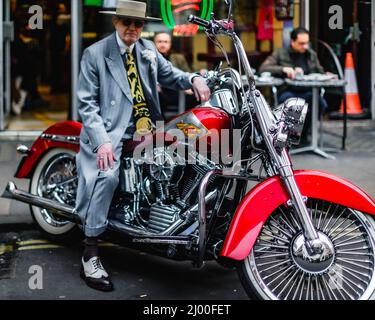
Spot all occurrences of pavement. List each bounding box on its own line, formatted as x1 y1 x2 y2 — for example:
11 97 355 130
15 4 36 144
0 226 248 300
0 141 32 224
0 119 374 300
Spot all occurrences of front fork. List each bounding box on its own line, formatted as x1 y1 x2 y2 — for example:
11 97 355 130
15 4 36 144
277 150 323 254
234 31 323 254
250 89 323 254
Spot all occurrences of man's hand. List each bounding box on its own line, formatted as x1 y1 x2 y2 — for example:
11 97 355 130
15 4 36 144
295 67 304 78
192 76 211 102
283 67 296 79
97 142 116 171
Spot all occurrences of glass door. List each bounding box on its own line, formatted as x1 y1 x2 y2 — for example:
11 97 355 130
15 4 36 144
5 1 72 132
0 0 13 131
0 1 3 130
372 1 375 119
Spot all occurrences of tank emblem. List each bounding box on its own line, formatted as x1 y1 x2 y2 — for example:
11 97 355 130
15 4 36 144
176 122 202 137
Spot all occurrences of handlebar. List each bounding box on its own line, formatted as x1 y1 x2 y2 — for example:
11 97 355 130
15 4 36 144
188 15 234 34
188 15 211 29
188 14 256 88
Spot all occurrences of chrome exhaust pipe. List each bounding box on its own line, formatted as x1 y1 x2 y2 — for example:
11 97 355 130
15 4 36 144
2 181 81 224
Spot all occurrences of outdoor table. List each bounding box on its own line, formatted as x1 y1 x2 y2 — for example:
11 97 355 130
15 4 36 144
255 77 285 88
285 78 347 160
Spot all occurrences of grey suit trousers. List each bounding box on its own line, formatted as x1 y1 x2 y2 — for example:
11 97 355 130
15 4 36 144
77 142 123 237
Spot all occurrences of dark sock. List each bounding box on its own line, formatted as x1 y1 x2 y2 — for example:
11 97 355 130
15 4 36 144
83 237 99 262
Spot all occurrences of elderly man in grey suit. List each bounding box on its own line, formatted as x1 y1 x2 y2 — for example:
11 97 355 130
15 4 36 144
75 0 210 292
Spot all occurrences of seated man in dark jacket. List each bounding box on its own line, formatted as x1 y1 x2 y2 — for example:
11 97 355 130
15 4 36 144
259 27 328 143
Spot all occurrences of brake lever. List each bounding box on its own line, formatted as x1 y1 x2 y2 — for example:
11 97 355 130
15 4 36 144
216 19 234 32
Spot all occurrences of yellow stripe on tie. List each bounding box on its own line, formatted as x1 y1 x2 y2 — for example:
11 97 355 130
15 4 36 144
0 244 14 255
18 244 63 251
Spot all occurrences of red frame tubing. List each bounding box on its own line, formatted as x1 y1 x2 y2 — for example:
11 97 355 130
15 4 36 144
220 170 375 261
15 121 82 179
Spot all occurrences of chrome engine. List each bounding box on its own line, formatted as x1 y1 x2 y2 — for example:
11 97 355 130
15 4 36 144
147 203 181 233
118 148 214 234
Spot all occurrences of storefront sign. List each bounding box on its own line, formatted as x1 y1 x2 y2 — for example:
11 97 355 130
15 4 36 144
161 0 214 36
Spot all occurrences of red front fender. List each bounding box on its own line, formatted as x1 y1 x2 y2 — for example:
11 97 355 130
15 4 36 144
220 170 375 261
15 121 82 179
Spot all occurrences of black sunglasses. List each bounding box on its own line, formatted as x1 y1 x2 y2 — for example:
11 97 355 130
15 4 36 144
119 18 145 28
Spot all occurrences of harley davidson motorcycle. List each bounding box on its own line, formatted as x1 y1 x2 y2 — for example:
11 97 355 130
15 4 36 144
3 0 375 300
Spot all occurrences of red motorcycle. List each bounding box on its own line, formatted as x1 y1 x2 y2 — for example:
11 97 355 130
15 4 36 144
3 1 375 300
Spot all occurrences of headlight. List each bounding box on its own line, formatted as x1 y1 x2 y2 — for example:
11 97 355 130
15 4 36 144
273 97 308 148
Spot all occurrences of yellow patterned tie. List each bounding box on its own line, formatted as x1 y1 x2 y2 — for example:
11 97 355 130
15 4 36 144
125 48 153 135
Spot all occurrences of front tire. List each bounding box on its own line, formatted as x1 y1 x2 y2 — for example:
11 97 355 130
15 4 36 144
30 148 82 244
237 199 375 300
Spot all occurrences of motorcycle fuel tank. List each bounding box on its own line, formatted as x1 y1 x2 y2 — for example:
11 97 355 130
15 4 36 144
163 106 232 145
120 106 233 156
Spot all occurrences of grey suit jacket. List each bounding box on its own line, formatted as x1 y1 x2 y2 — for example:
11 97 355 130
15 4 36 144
75 32 194 219
77 32 193 153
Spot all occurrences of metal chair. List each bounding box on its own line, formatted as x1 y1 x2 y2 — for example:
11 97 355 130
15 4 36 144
317 39 347 151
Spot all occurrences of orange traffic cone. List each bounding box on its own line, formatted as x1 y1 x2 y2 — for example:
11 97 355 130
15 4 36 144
339 53 368 118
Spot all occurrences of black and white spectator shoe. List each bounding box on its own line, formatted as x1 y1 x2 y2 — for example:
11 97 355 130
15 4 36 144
80 256 114 292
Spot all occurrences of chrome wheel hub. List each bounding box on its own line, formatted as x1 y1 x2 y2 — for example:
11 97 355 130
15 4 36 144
37 153 77 228
291 232 335 274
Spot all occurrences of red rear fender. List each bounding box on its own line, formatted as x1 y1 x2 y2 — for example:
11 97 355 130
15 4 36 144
15 121 82 179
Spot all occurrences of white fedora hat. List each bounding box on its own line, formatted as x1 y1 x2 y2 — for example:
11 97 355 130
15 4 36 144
99 0 161 21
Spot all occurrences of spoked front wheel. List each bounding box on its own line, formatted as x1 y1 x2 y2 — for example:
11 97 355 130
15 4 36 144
237 199 375 300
